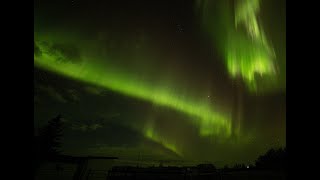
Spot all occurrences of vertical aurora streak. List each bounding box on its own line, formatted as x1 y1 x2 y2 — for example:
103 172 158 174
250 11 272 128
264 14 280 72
196 0 277 92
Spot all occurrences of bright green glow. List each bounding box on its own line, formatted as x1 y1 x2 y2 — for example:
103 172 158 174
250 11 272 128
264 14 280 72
34 42 232 138
235 0 261 39
225 30 275 90
231 0 276 91
196 0 277 92
144 125 182 156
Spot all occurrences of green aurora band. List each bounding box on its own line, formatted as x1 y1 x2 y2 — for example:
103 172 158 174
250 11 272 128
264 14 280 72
144 124 182 157
196 0 277 92
34 41 233 151
34 0 285 162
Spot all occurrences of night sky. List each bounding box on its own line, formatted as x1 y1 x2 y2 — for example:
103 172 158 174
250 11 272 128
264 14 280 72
34 0 286 167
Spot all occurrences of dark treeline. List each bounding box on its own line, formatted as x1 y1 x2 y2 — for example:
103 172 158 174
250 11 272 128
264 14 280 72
34 115 286 173
222 147 287 172
254 147 286 171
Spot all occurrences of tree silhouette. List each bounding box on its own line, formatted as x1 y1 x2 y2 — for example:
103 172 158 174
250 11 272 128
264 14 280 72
34 115 64 170
255 147 286 171
196 163 217 172
221 165 230 172
232 163 246 170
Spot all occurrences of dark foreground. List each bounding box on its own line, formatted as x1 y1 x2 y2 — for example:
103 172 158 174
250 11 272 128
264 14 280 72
35 155 285 180
36 164 286 180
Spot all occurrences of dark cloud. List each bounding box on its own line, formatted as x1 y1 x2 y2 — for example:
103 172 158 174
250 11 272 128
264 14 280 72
34 82 81 104
34 42 42 57
62 119 181 159
64 121 144 147
65 89 81 103
37 84 68 103
71 122 103 132
83 86 106 96
34 69 83 104
49 43 82 63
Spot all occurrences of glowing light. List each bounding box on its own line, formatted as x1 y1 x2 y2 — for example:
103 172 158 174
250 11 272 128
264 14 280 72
34 41 232 138
196 0 277 92
144 125 182 156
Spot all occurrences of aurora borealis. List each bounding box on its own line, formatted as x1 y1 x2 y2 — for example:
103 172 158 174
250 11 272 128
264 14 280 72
34 48 232 138
34 0 285 166
196 0 280 92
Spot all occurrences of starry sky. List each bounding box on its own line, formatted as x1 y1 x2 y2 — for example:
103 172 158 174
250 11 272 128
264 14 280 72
34 0 286 167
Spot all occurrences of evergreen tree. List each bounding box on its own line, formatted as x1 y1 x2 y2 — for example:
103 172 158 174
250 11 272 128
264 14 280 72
34 115 64 170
